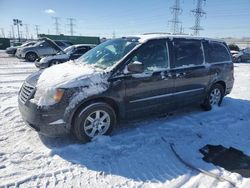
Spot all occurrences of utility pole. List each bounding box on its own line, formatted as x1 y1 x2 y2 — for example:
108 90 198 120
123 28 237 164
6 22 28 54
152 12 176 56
191 0 206 36
35 25 40 38
11 25 15 39
67 18 76 36
169 0 182 34
53 17 60 35
24 24 29 39
13 19 22 42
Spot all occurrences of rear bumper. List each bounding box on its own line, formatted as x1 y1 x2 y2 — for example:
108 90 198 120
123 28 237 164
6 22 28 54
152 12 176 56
18 97 70 136
5 49 16 55
225 80 234 95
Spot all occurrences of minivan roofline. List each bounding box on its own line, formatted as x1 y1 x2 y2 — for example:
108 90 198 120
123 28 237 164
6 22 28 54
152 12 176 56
108 35 229 76
130 34 226 44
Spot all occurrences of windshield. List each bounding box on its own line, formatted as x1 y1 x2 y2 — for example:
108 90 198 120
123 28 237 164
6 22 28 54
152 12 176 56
56 46 74 55
76 38 138 69
34 41 43 46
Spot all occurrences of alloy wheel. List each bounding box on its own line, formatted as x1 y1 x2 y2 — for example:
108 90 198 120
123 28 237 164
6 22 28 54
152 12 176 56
209 88 221 106
83 110 111 138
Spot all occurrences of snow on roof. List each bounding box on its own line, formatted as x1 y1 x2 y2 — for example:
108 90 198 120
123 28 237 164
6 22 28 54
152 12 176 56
131 34 225 43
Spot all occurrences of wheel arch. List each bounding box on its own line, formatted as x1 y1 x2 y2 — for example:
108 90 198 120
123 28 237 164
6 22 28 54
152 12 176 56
207 80 226 94
25 51 38 59
214 81 226 94
69 97 120 132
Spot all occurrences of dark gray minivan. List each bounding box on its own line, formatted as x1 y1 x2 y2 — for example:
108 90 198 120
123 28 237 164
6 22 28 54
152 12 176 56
18 34 234 142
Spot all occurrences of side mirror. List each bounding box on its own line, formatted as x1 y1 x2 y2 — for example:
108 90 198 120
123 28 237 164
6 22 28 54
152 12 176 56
127 61 144 73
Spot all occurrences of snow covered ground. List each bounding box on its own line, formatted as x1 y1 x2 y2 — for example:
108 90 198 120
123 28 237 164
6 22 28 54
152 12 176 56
0 50 250 187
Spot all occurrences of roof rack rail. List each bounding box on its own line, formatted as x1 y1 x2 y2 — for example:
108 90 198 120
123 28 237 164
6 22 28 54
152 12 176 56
143 32 172 35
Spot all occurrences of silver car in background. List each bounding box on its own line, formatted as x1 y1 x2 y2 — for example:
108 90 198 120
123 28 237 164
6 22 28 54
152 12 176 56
16 39 72 62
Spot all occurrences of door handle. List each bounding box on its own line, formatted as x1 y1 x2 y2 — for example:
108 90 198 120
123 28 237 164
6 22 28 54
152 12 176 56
161 72 173 79
176 72 186 78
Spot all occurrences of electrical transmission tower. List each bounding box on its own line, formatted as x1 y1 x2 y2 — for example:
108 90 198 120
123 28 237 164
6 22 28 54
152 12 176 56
67 18 76 36
191 0 206 36
169 0 182 34
53 17 60 35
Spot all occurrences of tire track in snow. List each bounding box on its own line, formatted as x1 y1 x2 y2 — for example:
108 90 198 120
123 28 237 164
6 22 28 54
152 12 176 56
0 71 34 75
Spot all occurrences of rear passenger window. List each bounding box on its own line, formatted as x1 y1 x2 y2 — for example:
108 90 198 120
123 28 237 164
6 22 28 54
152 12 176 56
173 40 203 68
205 42 231 63
132 40 169 72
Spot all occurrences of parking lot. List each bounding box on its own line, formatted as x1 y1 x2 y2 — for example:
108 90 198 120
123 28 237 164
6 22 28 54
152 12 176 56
0 51 250 187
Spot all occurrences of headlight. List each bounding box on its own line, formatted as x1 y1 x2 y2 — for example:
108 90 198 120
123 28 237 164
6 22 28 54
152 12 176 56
34 88 64 106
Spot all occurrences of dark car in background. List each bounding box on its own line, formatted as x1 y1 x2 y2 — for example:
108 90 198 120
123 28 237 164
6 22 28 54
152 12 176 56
5 41 36 56
15 39 72 62
233 47 250 62
18 35 234 142
35 44 96 68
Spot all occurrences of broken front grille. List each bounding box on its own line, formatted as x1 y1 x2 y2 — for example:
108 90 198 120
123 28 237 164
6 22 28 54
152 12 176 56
19 82 35 104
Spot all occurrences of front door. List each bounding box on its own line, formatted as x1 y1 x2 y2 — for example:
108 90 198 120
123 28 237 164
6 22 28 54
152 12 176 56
124 39 175 118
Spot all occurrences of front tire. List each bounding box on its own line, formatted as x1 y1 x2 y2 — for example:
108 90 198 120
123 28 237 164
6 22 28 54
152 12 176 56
25 52 38 62
73 102 116 143
202 84 224 111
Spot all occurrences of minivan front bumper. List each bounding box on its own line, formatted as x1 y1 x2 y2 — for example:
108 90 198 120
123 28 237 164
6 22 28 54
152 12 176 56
18 98 70 136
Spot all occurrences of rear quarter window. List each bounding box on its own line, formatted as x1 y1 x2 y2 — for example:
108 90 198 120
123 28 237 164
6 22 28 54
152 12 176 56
204 42 231 63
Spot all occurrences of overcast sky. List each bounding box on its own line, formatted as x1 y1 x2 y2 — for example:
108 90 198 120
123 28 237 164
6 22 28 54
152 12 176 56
0 0 249 39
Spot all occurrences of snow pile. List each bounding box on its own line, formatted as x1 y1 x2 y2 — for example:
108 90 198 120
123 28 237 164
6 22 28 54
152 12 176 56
34 61 109 106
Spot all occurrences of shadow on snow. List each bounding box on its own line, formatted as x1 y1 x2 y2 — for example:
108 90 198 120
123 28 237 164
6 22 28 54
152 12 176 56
39 96 250 183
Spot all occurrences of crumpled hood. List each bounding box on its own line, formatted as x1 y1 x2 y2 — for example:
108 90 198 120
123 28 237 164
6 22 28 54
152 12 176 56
36 61 108 89
39 53 69 64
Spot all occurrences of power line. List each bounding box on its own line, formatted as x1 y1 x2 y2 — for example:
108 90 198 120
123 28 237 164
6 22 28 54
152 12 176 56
169 0 182 34
67 18 76 36
191 0 206 36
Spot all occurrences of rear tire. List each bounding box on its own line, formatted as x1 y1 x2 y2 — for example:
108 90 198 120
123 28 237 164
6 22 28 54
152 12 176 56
25 52 38 62
202 84 224 111
73 102 116 143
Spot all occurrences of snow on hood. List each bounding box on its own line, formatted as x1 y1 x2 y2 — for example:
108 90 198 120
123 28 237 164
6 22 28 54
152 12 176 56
34 61 110 106
39 53 69 63
37 61 102 89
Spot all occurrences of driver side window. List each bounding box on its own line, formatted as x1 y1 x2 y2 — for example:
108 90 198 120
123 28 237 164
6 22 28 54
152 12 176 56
132 40 169 72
